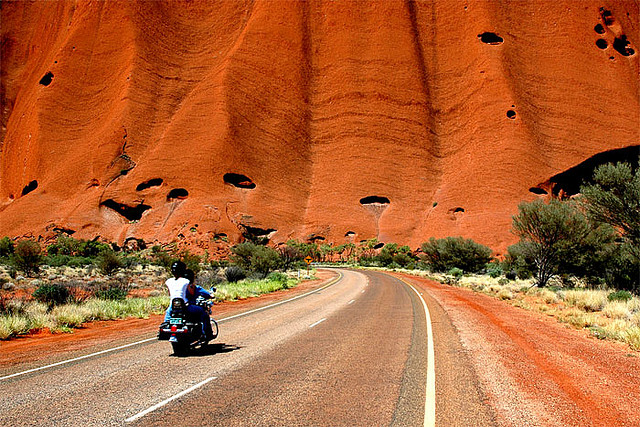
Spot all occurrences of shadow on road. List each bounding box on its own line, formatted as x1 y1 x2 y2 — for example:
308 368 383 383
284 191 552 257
196 343 242 357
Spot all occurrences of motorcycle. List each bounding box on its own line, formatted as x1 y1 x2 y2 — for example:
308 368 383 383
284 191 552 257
158 295 219 356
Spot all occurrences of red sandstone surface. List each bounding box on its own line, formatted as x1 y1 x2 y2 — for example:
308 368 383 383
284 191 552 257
1 0 638 253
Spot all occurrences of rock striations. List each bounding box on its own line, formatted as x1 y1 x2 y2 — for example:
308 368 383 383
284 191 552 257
1 0 638 254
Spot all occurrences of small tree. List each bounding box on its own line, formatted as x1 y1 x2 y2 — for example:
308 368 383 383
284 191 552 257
12 239 42 276
580 161 640 290
250 246 281 278
511 199 613 287
420 237 492 273
0 237 15 259
580 162 640 259
96 249 123 276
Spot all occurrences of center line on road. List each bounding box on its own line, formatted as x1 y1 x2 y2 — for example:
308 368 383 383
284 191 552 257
125 376 217 423
309 318 326 328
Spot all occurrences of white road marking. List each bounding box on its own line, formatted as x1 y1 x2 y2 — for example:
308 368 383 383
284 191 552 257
309 318 326 328
1 272 344 382
0 338 156 381
125 377 217 423
401 278 436 427
348 300 355 305
219 272 342 323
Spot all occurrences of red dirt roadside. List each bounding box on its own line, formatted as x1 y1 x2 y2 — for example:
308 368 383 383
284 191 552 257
0 270 337 369
394 272 640 427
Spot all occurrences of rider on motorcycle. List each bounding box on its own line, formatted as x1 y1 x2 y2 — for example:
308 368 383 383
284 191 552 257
164 262 215 341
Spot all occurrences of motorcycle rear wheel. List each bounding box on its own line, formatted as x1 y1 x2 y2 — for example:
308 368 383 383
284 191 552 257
210 319 219 339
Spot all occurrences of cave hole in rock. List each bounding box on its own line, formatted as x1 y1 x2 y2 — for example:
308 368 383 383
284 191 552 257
594 24 605 34
360 196 390 205
136 178 163 191
596 39 608 49
101 199 151 221
548 145 640 197
21 180 38 196
309 235 326 242
240 225 276 244
214 233 227 239
529 187 548 195
478 32 504 45
374 243 385 250
507 110 516 119
224 173 256 189
453 207 465 213
39 72 54 86
345 231 356 237
53 227 76 235
167 188 188 200
600 9 615 26
613 36 635 56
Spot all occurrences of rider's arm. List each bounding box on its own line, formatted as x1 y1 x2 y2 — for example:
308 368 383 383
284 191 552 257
195 286 213 299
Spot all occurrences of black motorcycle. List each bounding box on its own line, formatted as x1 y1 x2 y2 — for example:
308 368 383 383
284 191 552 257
158 296 219 355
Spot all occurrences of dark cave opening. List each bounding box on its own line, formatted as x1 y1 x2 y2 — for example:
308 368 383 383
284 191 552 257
21 180 38 196
167 188 189 200
529 187 548 195
360 196 390 205
478 32 504 45
613 36 635 57
101 199 151 221
39 72 54 86
224 173 256 189
136 178 163 191
596 39 608 49
549 145 639 197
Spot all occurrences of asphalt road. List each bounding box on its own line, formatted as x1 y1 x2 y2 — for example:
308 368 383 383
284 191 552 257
0 269 495 426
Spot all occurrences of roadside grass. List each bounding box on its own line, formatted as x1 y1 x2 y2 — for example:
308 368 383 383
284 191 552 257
0 273 305 340
387 268 640 351
213 274 299 302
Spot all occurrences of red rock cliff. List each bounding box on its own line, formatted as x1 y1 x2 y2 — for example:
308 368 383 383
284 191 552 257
1 0 638 254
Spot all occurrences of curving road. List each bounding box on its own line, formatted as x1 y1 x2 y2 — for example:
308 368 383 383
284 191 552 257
0 269 495 426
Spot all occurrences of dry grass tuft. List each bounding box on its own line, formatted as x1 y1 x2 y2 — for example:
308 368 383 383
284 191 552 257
562 290 608 312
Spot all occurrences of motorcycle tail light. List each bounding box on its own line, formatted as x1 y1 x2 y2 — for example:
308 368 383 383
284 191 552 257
171 325 177 332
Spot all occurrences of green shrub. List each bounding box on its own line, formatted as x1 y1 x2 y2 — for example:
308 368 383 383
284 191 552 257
47 236 80 255
487 263 503 278
505 270 517 280
225 266 246 283
230 243 281 278
0 237 14 258
179 250 202 274
420 237 493 273
95 286 128 301
267 272 288 283
608 290 633 302
12 240 42 276
96 250 123 276
448 267 464 279
33 284 70 307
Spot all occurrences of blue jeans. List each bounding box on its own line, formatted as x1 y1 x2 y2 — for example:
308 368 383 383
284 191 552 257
164 304 213 338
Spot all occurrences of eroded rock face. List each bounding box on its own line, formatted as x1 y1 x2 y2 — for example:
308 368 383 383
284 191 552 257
1 0 638 254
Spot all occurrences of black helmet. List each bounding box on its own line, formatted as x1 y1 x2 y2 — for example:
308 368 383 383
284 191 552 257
171 261 186 276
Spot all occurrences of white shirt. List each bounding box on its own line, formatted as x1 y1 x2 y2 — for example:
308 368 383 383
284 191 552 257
165 277 190 301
